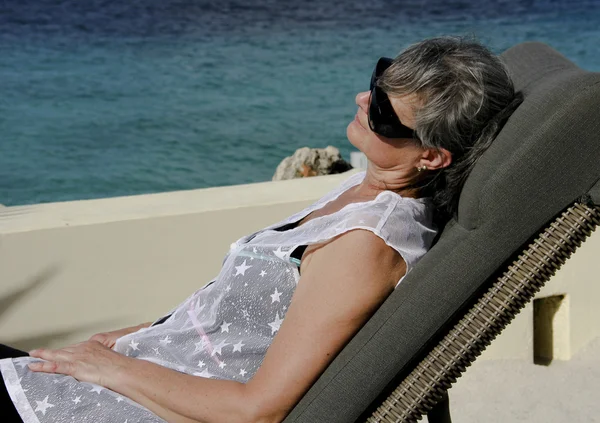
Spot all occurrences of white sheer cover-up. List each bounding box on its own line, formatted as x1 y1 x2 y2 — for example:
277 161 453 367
0 171 437 423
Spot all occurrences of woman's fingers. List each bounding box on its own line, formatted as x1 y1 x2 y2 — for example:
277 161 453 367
89 333 116 348
28 344 83 376
29 347 73 361
28 359 75 375
90 333 110 346
25 340 129 388
89 333 106 342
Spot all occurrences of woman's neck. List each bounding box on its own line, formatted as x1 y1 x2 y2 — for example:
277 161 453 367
355 168 422 199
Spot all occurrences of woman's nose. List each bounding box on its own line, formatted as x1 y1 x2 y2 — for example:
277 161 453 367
355 91 371 109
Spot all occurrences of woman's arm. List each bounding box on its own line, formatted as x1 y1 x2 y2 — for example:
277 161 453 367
29 229 406 423
244 229 406 422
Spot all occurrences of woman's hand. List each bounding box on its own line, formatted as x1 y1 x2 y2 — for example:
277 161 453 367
28 341 132 389
89 322 151 349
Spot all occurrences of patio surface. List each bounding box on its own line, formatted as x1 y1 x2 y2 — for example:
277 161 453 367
450 336 600 422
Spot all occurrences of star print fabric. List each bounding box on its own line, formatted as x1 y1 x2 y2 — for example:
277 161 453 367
0 357 154 422
0 171 437 423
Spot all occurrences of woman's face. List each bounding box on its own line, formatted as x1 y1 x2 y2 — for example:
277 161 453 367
347 91 425 171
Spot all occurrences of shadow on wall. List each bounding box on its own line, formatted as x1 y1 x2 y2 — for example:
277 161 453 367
7 321 124 352
0 266 61 322
533 294 568 366
0 266 61 350
0 266 129 350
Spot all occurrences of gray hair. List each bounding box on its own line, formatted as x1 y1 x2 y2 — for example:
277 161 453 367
378 36 523 222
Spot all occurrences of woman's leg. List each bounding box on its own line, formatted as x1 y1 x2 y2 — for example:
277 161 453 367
0 344 27 423
0 344 28 359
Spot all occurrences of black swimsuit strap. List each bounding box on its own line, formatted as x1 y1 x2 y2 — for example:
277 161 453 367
273 221 307 264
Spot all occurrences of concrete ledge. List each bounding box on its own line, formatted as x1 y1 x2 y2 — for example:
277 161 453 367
0 172 360 234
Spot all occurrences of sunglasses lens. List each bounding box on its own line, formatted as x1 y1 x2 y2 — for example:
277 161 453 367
368 87 382 131
370 57 393 90
370 68 377 91
368 57 416 139
369 87 416 139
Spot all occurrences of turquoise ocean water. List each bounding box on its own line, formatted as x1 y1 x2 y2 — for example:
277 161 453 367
1 0 599 206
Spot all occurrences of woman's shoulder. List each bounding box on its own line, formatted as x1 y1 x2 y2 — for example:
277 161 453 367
300 227 407 289
338 189 433 227
334 192 437 273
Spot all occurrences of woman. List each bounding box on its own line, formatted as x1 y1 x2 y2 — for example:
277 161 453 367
0 36 522 423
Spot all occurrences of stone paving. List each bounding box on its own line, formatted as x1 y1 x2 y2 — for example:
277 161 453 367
449 337 600 422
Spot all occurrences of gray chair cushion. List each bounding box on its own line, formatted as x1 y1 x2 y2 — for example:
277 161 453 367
284 42 600 423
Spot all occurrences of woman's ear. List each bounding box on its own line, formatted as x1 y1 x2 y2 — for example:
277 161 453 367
419 147 452 170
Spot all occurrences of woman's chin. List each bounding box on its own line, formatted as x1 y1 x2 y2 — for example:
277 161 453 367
346 122 363 151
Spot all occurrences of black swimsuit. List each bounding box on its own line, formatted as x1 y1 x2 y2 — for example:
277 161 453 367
0 345 28 423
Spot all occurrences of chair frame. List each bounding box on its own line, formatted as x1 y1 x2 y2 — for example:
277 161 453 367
366 200 600 423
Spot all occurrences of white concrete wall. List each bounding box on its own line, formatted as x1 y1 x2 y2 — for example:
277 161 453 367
479 224 600 362
1 172 598 363
0 172 358 350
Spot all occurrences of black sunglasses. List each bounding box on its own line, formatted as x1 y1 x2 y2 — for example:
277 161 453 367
369 57 416 139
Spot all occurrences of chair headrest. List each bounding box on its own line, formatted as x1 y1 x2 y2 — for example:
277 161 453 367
457 42 600 230
502 41 580 93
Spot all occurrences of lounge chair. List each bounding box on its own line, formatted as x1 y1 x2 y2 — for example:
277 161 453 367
283 41 600 422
